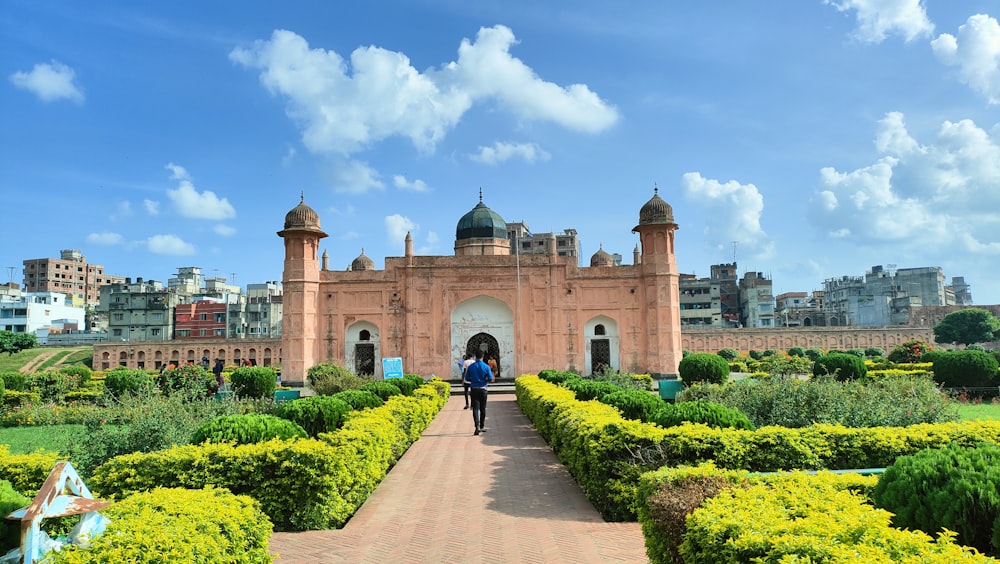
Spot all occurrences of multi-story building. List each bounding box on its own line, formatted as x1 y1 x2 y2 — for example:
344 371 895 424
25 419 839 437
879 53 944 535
712 263 740 327
739 271 774 328
21 249 125 306
824 265 968 326
678 274 719 327
507 222 581 263
229 281 283 338
950 277 973 306
0 291 86 342
100 278 184 342
175 300 228 339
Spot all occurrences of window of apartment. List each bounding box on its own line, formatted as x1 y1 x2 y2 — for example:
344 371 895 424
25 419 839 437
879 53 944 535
177 329 190 337
150 312 163 322
112 329 122 337
214 313 225 323
200 329 208 336
213 329 225 337
113 313 124 321
151 328 161 336
200 314 208 321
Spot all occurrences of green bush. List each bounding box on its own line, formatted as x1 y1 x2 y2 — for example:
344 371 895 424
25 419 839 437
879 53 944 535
813 352 867 381
386 376 417 396
277 396 352 437
402 373 424 390
28 370 71 402
804 348 823 361
872 442 1000 556
331 389 384 410
598 389 664 421
0 371 27 392
157 364 216 398
537 369 582 385
678 353 730 385
0 479 29 553
787 347 805 358
865 347 886 357
307 363 367 395
717 348 740 361
748 349 763 361
888 339 931 363
60 365 92 387
191 413 307 445
102 368 154 398
47 487 272 564
649 400 754 430
358 380 403 401
845 348 865 358
932 349 1000 389
229 366 277 399
968 343 987 352
564 379 620 401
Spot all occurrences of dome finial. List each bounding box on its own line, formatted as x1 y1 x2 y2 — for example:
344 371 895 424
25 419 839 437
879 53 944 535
479 187 483 202
300 190 305 203
653 183 658 195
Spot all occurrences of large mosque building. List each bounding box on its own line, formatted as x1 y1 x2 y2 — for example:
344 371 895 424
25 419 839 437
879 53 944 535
277 189 683 385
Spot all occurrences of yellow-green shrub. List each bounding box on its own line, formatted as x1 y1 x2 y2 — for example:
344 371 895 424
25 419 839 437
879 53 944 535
0 445 60 493
681 480 996 563
47 487 272 564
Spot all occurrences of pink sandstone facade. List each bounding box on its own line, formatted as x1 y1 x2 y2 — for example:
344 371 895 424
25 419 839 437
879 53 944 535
92 338 281 371
275 190 684 385
681 326 935 354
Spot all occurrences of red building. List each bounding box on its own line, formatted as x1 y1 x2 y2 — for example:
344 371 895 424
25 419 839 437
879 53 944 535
174 301 228 339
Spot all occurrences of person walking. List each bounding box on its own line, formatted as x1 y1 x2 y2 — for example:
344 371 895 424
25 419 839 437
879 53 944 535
461 354 474 409
463 350 494 435
213 358 225 389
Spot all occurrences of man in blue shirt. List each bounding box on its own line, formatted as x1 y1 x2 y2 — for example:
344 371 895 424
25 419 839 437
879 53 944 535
463 350 494 435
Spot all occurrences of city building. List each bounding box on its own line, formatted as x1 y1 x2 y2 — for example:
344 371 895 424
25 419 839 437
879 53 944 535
0 291 86 343
100 278 184 342
507 222 581 263
175 300 228 339
21 250 125 306
739 271 774 328
277 190 683 385
232 281 283 339
823 265 970 326
678 274 720 327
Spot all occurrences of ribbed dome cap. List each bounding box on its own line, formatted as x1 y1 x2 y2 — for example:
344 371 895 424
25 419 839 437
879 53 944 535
590 245 614 267
284 194 321 230
456 197 508 241
351 249 375 271
636 187 675 227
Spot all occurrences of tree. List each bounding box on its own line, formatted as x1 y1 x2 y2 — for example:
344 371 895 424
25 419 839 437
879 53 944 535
0 331 38 356
933 308 1000 347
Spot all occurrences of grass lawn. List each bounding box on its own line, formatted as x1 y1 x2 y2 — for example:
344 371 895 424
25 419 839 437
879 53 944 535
956 401 1000 421
0 424 84 455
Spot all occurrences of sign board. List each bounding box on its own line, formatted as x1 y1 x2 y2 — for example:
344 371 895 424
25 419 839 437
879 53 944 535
381 357 404 379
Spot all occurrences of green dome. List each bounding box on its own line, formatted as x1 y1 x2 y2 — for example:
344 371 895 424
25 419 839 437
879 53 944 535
456 200 508 241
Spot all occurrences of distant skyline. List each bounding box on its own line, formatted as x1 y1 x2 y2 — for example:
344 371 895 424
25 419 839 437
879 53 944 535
2 1 998 303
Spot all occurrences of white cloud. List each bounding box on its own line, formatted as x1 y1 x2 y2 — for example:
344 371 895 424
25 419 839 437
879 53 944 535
143 199 160 216
384 214 415 245
825 0 934 43
230 26 617 156
214 224 236 236
86 232 124 245
681 172 774 260
931 14 1000 104
417 230 440 254
325 159 385 193
164 164 236 220
393 175 429 192
282 146 297 166
9 60 84 103
110 201 133 222
470 141 551 165
147 234 196 255
810 111 1000 253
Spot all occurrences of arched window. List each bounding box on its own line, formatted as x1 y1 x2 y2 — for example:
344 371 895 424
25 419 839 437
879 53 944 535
594 324 606 336
360 329 371 341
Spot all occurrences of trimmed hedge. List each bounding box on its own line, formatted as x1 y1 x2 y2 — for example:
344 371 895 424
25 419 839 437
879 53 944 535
0 479 29 553
191 414 308 445
932 350 999 388
813 352 867 381
229 366 278 400
649 400 754 431
277 396 352 437
331 389 384 410
358 380 403 401
678 353 730 385
0 445 61 493
47 487 272 564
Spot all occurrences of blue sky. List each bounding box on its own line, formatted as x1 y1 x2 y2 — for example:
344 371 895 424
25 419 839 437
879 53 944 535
2 1 999 304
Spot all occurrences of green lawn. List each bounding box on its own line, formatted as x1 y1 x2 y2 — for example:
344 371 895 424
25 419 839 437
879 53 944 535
0 424 84 455
956 401 1000 421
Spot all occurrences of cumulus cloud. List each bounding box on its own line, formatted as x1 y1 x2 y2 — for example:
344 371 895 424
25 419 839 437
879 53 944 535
681 172 775 260
809 111 1000 255
393 175 428 192
384 214 415 245
324 159 384 193
214 224 236 236
825 0 934 43
164 164 236 220
143 199 160 216
418 230 440 254
931 14 1000 104
9 60 85 103
86 232 124 245
230 26 617 158
470 141 551 165
147 234 196 255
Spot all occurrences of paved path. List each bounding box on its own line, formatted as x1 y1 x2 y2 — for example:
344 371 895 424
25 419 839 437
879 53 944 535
269 394 648 563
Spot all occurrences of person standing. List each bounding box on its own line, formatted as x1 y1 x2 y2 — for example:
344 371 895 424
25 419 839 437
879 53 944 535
487 354 498 379
461 354 474 409
463 350 493 435
213 359 225 389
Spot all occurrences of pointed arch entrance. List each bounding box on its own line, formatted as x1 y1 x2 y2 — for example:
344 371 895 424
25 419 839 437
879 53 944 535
585 315 620 374
346 321 380 377
451 296 514 379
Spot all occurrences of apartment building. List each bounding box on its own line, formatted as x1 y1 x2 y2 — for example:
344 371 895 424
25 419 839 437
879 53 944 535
100 278 184 342
0 291 86 341
507 222 582 263
22 249 125 306
739 271 774 328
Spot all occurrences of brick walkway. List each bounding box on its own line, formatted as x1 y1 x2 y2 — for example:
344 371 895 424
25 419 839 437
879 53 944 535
269 394 648 563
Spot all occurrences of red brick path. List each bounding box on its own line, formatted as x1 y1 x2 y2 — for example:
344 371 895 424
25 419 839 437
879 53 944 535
269 395 648 563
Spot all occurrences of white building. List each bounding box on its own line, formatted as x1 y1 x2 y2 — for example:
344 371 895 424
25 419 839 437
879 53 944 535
0 291 87 343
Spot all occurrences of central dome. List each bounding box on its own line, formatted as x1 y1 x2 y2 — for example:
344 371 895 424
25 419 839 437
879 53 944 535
456 200 508 241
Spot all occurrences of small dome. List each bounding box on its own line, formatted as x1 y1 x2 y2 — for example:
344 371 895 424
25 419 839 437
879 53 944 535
456 195 507 241
283 193 321 230
590 245 614 267
351 248 375 271
635 187 675 228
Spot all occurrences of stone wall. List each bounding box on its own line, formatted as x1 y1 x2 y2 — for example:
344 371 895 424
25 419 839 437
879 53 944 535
681 326 935 354
93 338 282 371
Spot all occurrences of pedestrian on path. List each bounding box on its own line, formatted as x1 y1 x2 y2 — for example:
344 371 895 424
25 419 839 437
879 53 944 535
461 354 474 409
463 350 493 435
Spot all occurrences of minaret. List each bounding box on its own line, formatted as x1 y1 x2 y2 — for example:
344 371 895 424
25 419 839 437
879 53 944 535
632 186 681 376
277 193 328 386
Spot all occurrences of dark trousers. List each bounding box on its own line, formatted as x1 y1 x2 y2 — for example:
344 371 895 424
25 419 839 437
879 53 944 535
470 388 488 429
463 382 470 406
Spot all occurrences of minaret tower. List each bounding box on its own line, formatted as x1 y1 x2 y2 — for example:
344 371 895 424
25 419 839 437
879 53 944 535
277 193 328 385
631 186 682 376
